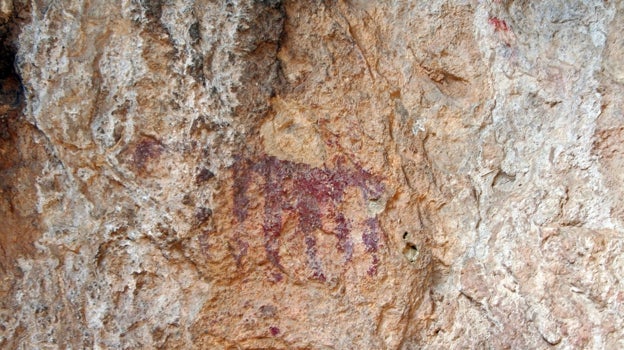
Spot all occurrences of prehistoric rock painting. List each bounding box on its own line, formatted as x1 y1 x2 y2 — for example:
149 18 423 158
231 155 385 282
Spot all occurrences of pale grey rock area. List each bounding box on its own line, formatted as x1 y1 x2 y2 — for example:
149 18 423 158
0 0 622 349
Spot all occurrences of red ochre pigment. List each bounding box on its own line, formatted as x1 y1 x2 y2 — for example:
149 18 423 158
232 155 384 281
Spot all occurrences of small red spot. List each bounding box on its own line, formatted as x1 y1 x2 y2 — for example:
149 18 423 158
133 137 164 170
270 272 283 283
488 17 509 32
269 326 280 336
367 255 379 276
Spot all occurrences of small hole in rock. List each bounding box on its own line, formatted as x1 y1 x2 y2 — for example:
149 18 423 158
403 243 419 263
403 231 408 240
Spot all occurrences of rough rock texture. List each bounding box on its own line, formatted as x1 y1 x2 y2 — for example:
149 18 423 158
1 0 623 348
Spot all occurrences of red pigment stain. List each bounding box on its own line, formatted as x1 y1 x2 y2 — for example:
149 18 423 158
335 213 353 262
367 255 380 277
133 137 164 170
488 17 509 32
269 326 280 336
232 155 384 281
231 237 248 267
270 272 283 283
363 219 381 276
362 218 381 253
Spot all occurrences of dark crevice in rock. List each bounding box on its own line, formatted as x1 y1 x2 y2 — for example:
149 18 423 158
0 3 37 277
141 0 163 21
0 6 24 111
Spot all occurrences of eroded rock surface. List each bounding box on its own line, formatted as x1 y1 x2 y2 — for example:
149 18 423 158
1 0 623 348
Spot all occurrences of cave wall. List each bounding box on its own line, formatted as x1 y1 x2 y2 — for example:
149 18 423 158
1 0 623 348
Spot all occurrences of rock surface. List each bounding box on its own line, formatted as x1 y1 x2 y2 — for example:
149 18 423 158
1 0 623 348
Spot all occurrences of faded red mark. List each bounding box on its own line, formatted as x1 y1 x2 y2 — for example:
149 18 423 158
229 236 249 268
488 17 509 32
133 137 164 170
335 213 353 262
270 272 283 283
232 155 384 280
363 218 381 275
269 326 280 336
362 218 381 253
367 255 380 277
199 231 210 255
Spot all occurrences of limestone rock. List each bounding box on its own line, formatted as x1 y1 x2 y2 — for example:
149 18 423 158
1 0 623 348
